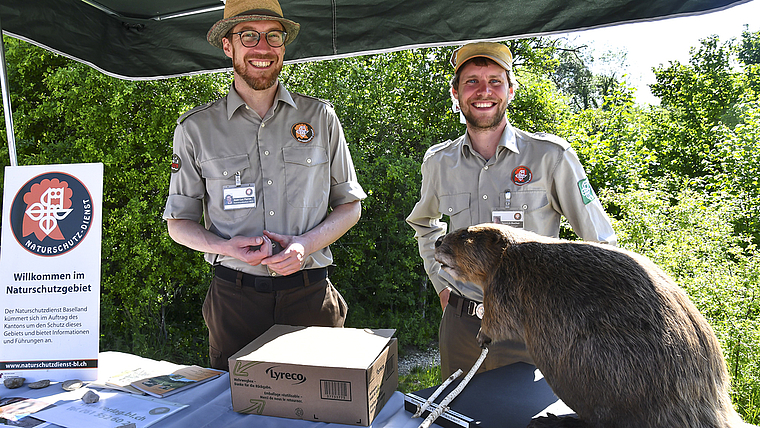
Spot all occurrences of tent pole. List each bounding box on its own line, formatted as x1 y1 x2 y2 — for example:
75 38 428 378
0 15 18 167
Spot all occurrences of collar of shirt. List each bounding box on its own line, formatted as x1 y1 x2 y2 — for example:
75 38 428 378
224 81 298 120
460 118 520 159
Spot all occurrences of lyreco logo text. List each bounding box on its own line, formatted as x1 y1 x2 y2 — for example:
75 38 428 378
265 366 307 385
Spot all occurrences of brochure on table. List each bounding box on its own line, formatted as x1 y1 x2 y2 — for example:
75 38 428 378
31 389 187 428
130 365 224 398
0 163 103 382
99 360 185 395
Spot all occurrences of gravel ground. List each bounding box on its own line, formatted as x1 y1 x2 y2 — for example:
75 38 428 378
398 346 440 376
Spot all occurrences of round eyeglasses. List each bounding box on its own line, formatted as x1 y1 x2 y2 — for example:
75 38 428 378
229 30 287 48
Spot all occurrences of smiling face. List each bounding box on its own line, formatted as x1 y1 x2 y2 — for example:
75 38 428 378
451 60 514 132
223 20 285 91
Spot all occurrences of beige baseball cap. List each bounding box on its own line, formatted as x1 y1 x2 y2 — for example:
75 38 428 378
450 42 513 73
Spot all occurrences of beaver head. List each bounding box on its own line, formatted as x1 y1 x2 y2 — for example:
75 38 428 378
434 224 518 287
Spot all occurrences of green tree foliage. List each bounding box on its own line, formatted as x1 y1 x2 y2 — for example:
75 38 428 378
1 36 227 363
3 28 760 423
649 35 747 180
544 29 760 421
551 43 630 111
712 104 760 239
739 25 760 66
740 26 760 95
558 86 653 197
631 29 760 421
609 186 760 422
553 49 597 111
708 29 760 240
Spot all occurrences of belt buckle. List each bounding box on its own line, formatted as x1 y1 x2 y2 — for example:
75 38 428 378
467 301 484 319
254 277 273 293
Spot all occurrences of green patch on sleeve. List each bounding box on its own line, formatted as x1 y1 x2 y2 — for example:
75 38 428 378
577 178 597 205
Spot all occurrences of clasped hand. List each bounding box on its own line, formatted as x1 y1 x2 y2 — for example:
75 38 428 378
227 231 307 276
261 230 306 276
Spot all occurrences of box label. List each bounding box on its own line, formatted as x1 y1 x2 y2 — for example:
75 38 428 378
321 379 352 401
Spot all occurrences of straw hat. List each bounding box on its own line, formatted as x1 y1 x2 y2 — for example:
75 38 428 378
450 42 513 73
207 0 300 49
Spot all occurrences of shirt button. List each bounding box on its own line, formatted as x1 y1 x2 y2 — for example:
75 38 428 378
223 171 228 176
484 166 489 170
261 123 266 128
482 195 488 200
522 204 528 210
306 158 312 164
270 271 277 277
269 210 275 216
448 207 453 213
267 179 273 185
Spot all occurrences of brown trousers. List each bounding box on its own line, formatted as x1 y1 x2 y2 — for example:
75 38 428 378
439 302 534 379
202 273 347 371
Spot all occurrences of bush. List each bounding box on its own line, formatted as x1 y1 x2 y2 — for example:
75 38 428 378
607 186 760 423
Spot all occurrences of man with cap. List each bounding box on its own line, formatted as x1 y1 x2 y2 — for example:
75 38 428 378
406 42 616 378
163 0 366 371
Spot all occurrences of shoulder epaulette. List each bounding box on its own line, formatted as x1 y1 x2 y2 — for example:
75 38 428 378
423 139 458 163
290 91 334 108
177 102 214 124
526 131 571 150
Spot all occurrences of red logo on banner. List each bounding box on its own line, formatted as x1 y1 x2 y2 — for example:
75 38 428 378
23 179 74 241
10 172 93 257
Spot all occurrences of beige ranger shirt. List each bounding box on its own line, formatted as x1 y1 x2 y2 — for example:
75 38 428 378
163 83 366 276
406 121 616 302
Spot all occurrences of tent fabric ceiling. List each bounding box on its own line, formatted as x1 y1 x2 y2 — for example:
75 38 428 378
0 0 751 80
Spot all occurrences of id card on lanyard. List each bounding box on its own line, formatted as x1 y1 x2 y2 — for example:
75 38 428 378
492 190 523 228
223 171 256 210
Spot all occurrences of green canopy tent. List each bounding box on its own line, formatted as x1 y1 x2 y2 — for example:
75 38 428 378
0 0 752 165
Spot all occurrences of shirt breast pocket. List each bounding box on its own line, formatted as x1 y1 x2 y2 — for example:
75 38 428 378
508 189 549 213
439 193 471 230
200 154 252 219
509 189 550 231
283 146 329 208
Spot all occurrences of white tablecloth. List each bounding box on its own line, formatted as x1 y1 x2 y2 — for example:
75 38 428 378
2 351 432 428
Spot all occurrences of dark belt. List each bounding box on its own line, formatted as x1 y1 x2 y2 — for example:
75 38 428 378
214 265 328 293
448 292 484 319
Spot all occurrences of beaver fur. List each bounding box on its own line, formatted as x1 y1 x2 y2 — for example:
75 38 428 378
434 223 750 428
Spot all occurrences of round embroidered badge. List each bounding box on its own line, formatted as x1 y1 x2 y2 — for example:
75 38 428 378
291 122 315 143
511 166 533 186
171 154 182 173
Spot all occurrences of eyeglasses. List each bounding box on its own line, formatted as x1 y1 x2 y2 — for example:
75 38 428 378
229 30 287 48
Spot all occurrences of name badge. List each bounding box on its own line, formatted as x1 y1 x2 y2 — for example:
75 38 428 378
223 183 256 210
492 210 524 228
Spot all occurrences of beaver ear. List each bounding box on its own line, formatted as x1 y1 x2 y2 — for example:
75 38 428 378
494 230 510 247
497 234 513 261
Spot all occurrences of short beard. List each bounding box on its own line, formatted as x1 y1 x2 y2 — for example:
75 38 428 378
462 103 508 131
234 59 281 91
230 43 282 91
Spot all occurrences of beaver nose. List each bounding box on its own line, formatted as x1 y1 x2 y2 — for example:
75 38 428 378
435 236 443 248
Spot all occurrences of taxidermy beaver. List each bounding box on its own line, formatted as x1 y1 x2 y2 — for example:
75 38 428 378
434 223 752 428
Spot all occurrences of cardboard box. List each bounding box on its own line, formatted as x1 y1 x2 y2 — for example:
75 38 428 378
229 325 398 426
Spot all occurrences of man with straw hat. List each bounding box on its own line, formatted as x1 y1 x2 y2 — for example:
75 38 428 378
164 0 366 371
407 42 616 379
